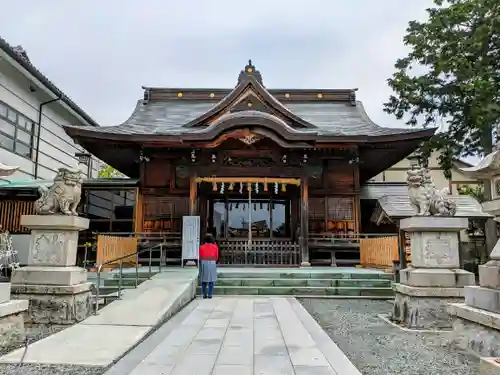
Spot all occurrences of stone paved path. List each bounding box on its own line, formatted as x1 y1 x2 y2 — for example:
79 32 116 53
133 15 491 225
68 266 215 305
105 297 361 375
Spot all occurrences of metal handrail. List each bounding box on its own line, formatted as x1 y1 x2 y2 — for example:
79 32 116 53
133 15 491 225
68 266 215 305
93 242 164 315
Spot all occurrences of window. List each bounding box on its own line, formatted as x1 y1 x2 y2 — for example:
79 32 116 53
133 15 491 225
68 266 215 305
213 198 291 239
83 189 137 233
0 103 7 118
0 101 35 158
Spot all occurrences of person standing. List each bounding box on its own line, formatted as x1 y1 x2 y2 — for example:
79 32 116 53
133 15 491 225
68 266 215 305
199 233 219 299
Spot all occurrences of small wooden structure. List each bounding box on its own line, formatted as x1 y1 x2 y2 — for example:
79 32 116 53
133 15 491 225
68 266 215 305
96 234 138 270
359 236 399 269
370 194 490 269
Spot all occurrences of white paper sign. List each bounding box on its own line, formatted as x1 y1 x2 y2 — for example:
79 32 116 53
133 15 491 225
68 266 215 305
182 216 200 263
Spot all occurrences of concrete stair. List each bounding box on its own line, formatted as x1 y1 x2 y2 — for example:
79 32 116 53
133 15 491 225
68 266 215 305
87 271 156 309
197 269 394 298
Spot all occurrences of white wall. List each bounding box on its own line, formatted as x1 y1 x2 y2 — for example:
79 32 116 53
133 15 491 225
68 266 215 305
0 55 103 181
370 151 480 194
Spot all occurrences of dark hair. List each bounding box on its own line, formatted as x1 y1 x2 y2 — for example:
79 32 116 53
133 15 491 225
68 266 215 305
203 233 215 244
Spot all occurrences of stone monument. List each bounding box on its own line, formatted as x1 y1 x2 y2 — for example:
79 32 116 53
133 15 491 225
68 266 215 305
447 149 500 357
391 166 475 329
0 163 29 348
10 167 92 325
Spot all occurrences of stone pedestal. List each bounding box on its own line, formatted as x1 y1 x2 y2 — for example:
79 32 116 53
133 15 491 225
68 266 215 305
391 216 475 329
10 215 91 325
0 282 28 349
449 246 500 357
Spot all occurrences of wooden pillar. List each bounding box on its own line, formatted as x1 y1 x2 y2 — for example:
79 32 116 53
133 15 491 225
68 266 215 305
189 175 198 216
133 187 143 234
300 177 310 266
398 225 407 269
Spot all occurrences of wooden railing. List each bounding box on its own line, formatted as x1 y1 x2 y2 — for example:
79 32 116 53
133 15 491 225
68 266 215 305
96 235 139 271
218 239 300 266
308 233 387 266
359 236 399 268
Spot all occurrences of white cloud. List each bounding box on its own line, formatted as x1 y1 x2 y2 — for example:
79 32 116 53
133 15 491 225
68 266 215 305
3 0 436 127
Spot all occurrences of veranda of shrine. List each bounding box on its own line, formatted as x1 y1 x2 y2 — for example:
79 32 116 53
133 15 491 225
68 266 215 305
0 62 439 268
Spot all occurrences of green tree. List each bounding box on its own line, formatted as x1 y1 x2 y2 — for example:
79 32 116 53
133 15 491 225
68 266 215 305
384 0 500 252
384 0 500 175
98 164 121 178
457 183 485 203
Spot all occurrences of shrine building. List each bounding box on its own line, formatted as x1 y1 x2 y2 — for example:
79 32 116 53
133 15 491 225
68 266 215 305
57 61 436 266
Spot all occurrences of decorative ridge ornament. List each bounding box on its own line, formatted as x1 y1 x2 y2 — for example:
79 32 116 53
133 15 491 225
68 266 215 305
237 59 264 86
238 133 260 145
406 166 457 216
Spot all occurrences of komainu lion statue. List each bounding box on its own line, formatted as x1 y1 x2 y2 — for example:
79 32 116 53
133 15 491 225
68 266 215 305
406 167 457 216
35 167 83 216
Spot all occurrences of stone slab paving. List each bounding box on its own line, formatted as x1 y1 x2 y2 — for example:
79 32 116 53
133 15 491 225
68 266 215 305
104 297 362 375
0 268 198 367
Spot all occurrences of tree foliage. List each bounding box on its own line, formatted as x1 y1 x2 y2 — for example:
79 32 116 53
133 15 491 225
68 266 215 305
457 183 485 202
384 0 500 176
98 164 121 178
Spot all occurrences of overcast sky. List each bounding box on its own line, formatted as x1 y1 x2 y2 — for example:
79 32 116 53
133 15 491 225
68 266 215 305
3 0 435 128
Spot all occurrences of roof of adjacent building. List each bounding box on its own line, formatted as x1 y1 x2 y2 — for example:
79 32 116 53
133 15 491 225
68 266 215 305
371 194 491 223
0 37 99 127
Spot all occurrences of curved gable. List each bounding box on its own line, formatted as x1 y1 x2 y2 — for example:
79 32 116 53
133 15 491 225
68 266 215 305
182 61 316 129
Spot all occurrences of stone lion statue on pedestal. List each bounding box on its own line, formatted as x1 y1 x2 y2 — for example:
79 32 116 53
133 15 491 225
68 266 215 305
34 167 84 216
406 167 457 216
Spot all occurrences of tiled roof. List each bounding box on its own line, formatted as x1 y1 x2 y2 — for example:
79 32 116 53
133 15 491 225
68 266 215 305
0 37 99 127
377 194 491 219
64 99 424 137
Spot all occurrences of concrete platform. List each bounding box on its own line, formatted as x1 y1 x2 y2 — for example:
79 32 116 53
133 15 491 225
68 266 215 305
0 268 197 366
104 297 362 375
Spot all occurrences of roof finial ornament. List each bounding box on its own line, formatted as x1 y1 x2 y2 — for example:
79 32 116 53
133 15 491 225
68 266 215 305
237 59 263 86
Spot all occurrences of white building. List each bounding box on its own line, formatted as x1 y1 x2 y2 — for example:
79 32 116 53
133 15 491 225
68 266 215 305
0 38 102 181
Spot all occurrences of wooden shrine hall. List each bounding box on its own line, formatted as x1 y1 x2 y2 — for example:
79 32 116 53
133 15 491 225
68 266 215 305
63 61 435 266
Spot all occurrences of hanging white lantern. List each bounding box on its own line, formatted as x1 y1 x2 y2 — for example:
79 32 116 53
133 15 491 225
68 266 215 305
220 182 225 194
239 182 243 194
274 182 279 194
255 183 259 194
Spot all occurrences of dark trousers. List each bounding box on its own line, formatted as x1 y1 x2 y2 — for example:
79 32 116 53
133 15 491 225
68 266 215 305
201 282 214 297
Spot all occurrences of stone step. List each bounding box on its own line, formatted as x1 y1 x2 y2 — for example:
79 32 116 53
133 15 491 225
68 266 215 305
91 286 121 296
212 278 391 288
217 271 393 280
101 278 146 287
196 285 394 298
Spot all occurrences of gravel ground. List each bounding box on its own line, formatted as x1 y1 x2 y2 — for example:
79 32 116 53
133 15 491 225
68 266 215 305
0 325 107 375
300 299 480 375
0 324 67 358
0 364 106 375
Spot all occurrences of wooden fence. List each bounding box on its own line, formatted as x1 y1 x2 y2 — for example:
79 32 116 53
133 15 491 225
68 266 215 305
359 236 399 268
96 235 138 270
0 200 35 233
218 239 300 266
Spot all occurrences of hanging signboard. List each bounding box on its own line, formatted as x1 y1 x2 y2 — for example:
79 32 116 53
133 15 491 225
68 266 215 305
182 216 200 266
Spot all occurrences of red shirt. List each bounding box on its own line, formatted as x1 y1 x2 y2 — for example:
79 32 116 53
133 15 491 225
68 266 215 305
199 243 219 260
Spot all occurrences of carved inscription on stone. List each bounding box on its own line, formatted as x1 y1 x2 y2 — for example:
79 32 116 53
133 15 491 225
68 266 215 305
410 231 460 268
424 238 452 264
31 233 64 265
